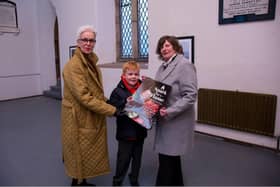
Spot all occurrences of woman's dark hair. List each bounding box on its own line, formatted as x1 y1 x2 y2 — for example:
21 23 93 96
156 35 183 59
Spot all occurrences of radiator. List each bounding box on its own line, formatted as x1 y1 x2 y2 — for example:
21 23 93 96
197 88 277 137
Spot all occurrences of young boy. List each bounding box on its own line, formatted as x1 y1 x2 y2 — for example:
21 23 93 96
108 61 147 186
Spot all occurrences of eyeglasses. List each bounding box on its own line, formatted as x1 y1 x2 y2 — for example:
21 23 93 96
79 38 96 44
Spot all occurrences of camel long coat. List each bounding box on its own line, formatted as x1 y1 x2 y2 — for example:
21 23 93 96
61 47 116 179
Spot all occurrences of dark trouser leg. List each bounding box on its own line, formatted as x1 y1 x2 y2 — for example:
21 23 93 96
129 140 144 185
155 154 173 186
113 140 133 185
155 153 184 186
173 156 184 186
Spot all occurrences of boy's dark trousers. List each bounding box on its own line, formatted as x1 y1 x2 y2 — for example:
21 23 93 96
113 140 144 186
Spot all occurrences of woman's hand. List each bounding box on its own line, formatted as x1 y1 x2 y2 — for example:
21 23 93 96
159 107 167 117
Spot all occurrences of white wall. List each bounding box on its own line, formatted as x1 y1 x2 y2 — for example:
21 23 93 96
0 0 40 100
146 0 280 148
103 0 280 149
50 0 98 77
36 0 57 91
0 0 57 100
1 0 280 149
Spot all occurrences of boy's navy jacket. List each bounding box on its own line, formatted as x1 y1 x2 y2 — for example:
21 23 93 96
108 80 147 141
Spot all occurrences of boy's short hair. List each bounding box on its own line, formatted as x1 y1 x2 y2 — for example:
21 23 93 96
122 61 140 74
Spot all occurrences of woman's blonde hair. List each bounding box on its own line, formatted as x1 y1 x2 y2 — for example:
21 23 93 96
122 61 140 74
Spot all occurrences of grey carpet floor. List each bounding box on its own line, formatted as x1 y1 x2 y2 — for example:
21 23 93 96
0 96 279 186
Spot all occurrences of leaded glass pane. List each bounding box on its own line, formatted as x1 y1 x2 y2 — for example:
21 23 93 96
120 0 132 58
138 0 148 58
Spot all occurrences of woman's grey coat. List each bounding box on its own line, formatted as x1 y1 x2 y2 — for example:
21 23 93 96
154 54 198 156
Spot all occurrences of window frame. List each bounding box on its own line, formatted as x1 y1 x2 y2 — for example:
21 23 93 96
115 0 148 64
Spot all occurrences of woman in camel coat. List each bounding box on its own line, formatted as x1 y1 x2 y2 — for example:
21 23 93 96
61 25 117 186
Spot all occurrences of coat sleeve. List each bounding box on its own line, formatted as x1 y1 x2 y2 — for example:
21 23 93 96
108 88 127 110
63 60 116 116
165 62 197 120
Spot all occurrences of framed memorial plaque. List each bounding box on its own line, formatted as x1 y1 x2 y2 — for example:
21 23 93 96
0 0 19 33
219 0 276 25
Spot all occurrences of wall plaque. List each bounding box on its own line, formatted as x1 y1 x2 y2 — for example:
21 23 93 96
219 0 276 24
0 0 19 33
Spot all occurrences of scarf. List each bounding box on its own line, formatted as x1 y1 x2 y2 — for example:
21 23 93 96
121 75 140 94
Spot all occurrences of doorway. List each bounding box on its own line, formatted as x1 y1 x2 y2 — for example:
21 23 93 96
54 17 60 86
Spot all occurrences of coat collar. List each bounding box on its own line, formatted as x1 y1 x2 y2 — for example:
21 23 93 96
157 54 183 82
75 47 103 90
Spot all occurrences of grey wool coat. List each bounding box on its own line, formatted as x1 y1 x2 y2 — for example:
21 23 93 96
154 54 198 156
